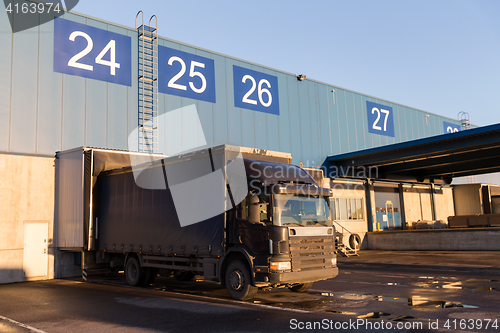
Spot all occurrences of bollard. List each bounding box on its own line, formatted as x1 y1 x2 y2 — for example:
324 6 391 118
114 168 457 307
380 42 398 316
82 269 88 282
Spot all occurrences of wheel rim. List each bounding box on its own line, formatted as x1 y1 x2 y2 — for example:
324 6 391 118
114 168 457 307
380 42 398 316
128 262 137 281
229 269 244 291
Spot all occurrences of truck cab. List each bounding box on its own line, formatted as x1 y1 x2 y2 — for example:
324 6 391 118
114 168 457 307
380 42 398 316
223 159 338 299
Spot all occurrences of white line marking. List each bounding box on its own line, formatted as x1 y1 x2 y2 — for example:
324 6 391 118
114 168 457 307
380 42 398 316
0 315 47 333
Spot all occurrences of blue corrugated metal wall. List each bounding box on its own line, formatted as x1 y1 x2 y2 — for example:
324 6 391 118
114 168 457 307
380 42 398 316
0 5 465 166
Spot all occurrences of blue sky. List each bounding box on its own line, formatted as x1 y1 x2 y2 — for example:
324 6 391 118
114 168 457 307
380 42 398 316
73 0 500 127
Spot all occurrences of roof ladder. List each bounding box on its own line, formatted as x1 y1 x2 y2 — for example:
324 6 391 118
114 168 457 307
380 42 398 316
136 12 159 153
458 111 471 131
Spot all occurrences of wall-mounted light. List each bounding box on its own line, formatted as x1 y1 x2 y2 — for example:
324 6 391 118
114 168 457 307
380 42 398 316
297 74 306 81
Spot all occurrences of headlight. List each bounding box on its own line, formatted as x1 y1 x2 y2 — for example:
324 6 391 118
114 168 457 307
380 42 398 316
270 261 291 271
331 257 337 266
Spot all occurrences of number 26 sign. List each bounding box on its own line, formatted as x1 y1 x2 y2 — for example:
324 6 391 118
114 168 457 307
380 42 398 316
366 101 395 137
233 66 279 115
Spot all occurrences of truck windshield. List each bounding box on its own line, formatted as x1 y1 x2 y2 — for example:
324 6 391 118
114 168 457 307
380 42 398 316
273 194 332 227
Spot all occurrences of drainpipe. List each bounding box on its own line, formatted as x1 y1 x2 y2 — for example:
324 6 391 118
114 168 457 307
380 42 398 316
398 184 407 230
365 179 377 232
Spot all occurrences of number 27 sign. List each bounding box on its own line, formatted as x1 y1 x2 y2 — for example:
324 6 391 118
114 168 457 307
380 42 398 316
366 101 395 137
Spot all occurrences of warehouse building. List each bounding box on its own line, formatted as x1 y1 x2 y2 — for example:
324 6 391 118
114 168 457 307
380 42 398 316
0 3 488 283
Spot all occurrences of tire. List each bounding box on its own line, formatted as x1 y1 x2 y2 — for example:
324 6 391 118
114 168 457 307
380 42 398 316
125 256 145 286
175 270 196 281
289 282 313 293
349 233 362 250
225 260 258 300
142 268 158 286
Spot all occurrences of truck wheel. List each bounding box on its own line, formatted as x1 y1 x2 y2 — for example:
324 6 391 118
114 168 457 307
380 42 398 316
125 257 145 286
142 268 158 286
289 282 313 293
225 260 257 300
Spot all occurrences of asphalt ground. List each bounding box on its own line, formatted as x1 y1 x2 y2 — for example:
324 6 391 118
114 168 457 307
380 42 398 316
338 250 500 269
1 250 499 333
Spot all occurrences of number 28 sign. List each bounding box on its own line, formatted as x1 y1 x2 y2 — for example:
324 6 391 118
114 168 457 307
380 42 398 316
366 101 395 137
53 18 131 86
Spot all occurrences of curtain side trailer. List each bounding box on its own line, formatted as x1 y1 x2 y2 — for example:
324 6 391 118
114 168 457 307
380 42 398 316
56 145 338 300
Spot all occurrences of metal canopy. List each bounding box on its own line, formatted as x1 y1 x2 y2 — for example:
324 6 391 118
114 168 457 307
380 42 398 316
323 123 500 184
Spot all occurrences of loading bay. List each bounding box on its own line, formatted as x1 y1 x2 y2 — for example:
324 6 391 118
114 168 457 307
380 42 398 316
1 251 499 333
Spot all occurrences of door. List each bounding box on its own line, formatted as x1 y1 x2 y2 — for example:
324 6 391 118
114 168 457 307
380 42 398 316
23 222 48 278
374 187 401 230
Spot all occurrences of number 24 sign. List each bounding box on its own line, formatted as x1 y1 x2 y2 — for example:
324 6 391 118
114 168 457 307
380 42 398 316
53 18 132 86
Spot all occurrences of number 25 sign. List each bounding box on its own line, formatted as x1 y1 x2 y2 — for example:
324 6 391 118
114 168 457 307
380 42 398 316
158 46 216 103
53 18 131 86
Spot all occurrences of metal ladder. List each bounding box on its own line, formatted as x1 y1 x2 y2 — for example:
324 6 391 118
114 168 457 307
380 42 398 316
136 12 159 153
458 111 471 130
333 221 359 257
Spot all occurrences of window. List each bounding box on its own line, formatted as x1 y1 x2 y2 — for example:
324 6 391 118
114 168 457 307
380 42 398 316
237 193 270 223
273 194 332 227
331 197 364 221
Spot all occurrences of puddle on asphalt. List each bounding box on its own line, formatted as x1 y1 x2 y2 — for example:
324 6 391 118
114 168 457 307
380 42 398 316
325 310 357 315
358 312 391 319
467 278 500 283
414 277 500 291
441 282 463 289
256 291 479 313
475 287 500 291
320 292 369 300
266 300 335 311
389 315 422 322
375 295 478 308
375 296 407 303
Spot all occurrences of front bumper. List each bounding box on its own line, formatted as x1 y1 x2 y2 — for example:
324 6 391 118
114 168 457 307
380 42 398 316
268 266 338 285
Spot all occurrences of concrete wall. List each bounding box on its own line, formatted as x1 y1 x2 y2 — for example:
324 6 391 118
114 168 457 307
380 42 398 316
367 228 500 251
0 154 55 283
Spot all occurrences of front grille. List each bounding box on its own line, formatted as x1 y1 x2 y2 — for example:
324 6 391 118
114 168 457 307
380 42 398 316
289 236 335 272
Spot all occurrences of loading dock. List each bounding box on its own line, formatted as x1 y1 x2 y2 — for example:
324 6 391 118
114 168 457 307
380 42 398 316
323 123 500 249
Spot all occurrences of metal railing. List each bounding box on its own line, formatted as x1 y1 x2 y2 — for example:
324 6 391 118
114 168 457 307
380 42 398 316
332 220 359 256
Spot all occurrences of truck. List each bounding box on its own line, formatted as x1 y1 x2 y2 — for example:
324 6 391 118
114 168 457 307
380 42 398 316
56 145 338 300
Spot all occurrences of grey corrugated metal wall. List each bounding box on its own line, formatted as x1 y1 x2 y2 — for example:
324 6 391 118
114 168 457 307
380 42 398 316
0 5 465 166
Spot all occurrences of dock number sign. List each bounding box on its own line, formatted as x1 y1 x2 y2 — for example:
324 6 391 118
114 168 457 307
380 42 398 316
366 101 395 137
443 121 461 133
233 66 279 115
53 18 131 86
158 46 216 103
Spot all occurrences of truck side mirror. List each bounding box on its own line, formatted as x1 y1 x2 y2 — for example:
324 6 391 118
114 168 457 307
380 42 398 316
248 195 260 224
